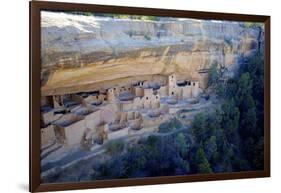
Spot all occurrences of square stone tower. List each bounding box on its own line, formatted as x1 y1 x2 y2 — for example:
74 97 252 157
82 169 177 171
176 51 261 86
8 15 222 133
168 74 177 87
191 81 199 97
107 88 116 102
168 74 180 98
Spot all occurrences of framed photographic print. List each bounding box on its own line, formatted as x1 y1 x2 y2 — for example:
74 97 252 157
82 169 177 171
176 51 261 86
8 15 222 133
30 1 270 192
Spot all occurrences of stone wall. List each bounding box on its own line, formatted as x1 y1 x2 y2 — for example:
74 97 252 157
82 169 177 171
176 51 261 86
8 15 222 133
64 119 86 146
41 125 56 147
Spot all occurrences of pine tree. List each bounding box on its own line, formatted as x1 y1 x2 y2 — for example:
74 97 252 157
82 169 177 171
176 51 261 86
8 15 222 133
195 147 212 173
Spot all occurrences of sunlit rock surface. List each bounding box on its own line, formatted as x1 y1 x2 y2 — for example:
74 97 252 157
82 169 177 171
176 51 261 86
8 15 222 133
41 11 263 96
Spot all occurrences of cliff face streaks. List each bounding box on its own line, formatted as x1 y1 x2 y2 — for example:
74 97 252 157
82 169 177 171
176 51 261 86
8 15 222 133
41 11 263 96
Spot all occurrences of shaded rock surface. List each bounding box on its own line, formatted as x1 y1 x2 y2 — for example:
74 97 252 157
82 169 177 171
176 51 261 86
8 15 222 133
41 11 263 96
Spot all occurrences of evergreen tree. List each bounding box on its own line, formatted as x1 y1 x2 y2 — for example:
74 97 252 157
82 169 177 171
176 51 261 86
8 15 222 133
191 113 207 142
195 147 212 173
174 133 188 158
221 98 240 141
204 136 218 161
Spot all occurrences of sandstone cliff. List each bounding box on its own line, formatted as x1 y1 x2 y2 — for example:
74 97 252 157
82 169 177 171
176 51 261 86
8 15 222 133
41 11 263 96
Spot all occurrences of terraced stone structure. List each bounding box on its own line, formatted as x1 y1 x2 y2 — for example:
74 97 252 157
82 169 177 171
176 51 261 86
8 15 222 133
40 11 263 152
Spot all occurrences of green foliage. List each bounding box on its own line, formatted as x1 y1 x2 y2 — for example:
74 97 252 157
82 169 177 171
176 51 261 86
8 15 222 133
240 106 257 138
106 140 125 155
207 61 228 97
195 147 212 173
159 118 183 133
221 98 240 140
125 145 147 176
206 109 222 135
88 133 193 180
67 11 93 16
191 113 207 141
144 34 151 41
237 54 264 169
198 160 212 173
204 136 218 160
235 72 253 105
243 22 264 29
174 133 189 158
253 137 264 170
208 61 219 87
192 52 264 172
215 82 225 97
130 15 158 21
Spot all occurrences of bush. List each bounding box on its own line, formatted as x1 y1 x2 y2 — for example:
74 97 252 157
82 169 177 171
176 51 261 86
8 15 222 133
208 61 219 87
243 22 264 29
144 34 151 41
191 113 207 141
106 140 125 155
159 118 183 133
195 147 212 173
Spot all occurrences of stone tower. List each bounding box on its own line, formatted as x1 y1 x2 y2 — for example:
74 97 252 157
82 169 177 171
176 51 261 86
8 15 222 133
106 88 115 102
191 81 199 97
168 74 176 87
168 74 178 97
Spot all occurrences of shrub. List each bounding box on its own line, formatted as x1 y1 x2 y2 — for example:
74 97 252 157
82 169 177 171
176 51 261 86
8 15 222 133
208 61 219 87
144 34 151 41
106 140 125 155
159 118 183 133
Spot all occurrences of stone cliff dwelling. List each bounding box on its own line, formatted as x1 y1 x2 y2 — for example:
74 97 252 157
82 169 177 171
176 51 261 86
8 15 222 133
41 74 200 150
40 11 263 154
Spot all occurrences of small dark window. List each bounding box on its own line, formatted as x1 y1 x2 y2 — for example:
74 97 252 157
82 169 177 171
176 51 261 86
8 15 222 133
172 76 173 78
156 96 158 99
96 96 98 99
172 92 174 95
114 88 116 90
128 88 130 90
193 83 195 86
146 97 148 100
